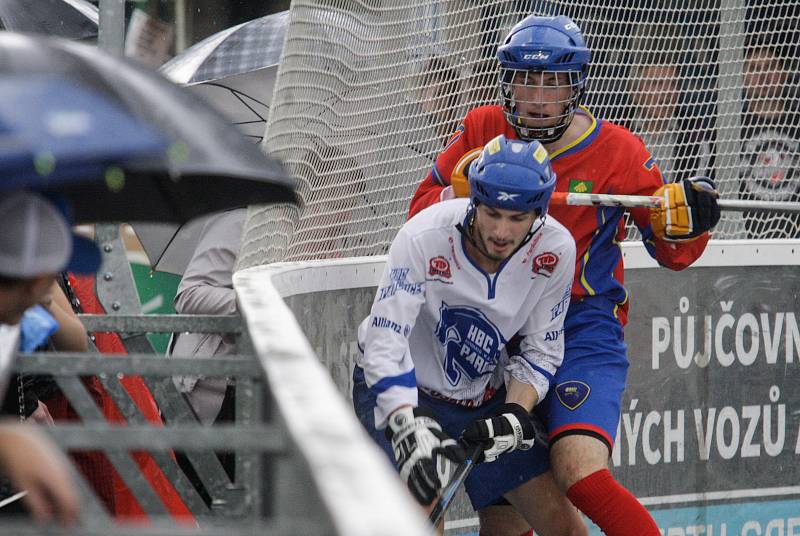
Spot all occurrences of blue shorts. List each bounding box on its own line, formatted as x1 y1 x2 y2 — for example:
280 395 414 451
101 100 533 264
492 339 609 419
535 298 629 450
352 366 551 510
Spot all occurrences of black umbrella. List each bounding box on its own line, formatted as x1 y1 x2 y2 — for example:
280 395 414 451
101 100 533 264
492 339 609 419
0 0 98 40
0 33 296 224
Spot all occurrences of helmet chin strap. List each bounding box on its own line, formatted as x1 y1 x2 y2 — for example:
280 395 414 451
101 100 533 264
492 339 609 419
455 204 546 265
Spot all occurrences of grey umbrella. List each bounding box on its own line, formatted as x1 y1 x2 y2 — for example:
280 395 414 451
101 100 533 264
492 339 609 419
132 217 211 275
0 0 98 40
136 12 288 273
160 11 287 142
0 32 296 224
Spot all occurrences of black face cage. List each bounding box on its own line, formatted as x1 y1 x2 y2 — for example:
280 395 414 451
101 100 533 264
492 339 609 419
497 68 587 144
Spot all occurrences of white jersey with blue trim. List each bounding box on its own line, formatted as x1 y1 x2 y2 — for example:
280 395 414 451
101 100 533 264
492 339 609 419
357 198 576 428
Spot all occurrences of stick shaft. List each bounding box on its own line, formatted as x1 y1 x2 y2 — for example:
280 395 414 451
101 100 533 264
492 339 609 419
0 490 27 509
550 192 800 213
428 445 482 529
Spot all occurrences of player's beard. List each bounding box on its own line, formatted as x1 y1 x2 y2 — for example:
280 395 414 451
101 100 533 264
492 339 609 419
472 223 512 263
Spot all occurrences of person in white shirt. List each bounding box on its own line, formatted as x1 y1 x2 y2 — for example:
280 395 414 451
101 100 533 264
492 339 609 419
353 135 585 534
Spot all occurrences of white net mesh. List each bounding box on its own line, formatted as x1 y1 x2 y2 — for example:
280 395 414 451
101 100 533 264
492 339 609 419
237 0 800 270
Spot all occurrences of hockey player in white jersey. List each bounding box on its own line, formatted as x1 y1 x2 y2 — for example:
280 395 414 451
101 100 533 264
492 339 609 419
353 135 586 534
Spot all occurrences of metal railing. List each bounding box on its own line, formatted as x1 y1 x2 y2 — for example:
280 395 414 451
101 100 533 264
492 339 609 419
6 312 336 534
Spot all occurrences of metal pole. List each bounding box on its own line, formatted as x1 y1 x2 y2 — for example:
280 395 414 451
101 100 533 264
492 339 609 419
97 0 126 55
175 0 189 53
715 0 747 236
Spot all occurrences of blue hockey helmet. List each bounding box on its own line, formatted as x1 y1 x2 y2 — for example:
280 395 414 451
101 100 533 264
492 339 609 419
496 15 591 143
468 135 557 216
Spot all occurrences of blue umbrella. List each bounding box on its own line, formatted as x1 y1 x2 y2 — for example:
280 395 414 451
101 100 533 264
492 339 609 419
0 33 296 224
0 75 168 192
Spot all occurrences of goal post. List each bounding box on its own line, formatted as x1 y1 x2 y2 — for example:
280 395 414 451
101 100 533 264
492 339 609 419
237 0 800 270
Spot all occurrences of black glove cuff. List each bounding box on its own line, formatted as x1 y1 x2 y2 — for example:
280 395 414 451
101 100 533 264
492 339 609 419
684 179 721 233
500 402 530 420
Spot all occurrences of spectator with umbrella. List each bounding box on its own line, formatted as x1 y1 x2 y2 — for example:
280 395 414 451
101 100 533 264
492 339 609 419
161 10 288 142
0 189 101 525
0 32 297 524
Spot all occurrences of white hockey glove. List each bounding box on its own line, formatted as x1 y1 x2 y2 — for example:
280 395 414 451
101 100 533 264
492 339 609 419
460 403 536 463
385 406 465 506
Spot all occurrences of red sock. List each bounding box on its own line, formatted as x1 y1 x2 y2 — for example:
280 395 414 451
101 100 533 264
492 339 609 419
566 469 659 536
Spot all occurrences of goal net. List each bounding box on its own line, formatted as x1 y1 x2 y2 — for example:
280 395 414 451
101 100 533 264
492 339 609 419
237 0 799 269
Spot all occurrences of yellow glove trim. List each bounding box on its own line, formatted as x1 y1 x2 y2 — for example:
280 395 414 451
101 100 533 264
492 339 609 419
450 147 483 198
650 183 697 241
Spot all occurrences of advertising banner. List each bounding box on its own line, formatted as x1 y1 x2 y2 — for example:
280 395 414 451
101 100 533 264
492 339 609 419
285 264 800 535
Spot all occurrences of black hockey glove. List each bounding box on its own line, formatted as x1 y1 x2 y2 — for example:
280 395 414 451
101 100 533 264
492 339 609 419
460 403 536 463
385 406 465 506
651 176 721 241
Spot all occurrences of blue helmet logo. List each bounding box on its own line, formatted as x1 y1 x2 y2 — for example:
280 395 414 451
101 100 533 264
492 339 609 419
497 15 590 74
435 302 506 386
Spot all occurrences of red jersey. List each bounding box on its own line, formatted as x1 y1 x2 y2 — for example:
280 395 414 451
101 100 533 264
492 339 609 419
409 105 708 326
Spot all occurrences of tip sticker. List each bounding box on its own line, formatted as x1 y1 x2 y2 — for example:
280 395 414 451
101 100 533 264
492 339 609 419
534 144 548 164
486 136 502 155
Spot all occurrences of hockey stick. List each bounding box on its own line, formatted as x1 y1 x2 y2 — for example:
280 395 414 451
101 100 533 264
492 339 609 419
427 412 551 529
0 490 27 510
428 444 483 529
550 192 800 213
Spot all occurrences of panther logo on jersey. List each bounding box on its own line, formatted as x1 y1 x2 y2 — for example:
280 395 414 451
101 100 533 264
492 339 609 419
435 302 506 386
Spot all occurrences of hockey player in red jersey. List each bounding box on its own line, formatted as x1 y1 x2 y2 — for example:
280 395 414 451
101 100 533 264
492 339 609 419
409 14 721 536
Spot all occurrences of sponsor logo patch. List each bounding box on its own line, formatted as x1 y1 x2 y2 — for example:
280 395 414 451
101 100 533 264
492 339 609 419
533 252 559 276
556 381 591 410
497 191 520 201
643 157 656 171
371 316 403 334
544 329 562 341
550 285 570 320
522 50 550 61
428 256 452 279
568 179 592 193
486 136 502 155
378 268 424 301
533 144 548 163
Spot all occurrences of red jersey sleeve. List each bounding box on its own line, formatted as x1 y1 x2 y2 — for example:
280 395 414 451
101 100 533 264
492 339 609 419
409 106 512 219
624 136 708 271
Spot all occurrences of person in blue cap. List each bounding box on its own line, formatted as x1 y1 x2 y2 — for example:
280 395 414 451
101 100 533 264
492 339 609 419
0 189 101 526
0 190 100 325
